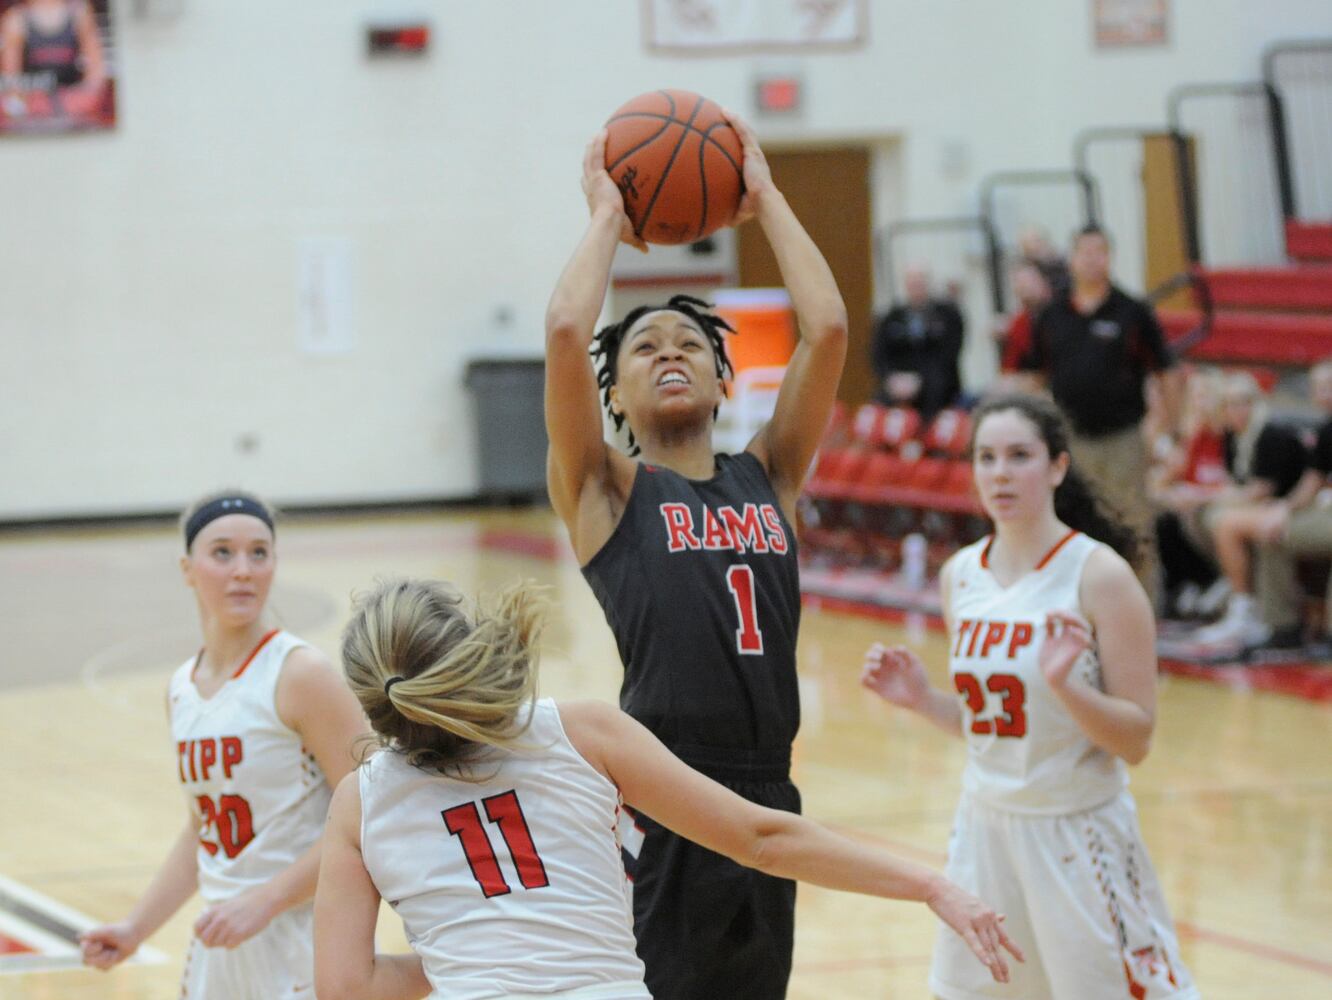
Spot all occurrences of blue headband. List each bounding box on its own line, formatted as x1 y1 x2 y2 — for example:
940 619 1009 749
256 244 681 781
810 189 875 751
184 497 275 550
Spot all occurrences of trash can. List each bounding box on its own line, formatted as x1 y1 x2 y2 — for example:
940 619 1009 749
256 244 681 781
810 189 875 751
463 358 548 503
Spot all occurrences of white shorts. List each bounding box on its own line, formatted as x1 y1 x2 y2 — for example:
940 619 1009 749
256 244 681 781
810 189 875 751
930 791 1198 1000
476 984 650 1000
179 902 314 1000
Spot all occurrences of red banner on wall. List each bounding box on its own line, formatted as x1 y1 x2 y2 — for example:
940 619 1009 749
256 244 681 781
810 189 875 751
0 0 116 134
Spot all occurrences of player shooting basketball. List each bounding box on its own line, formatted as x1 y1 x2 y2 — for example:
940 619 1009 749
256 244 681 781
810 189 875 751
543 107 844 999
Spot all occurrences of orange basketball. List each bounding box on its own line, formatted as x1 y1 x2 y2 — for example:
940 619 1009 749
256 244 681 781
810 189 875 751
604 89 744 246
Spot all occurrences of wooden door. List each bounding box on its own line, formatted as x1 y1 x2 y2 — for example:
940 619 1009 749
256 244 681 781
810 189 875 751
1143 132 1196 310
737 147 874 406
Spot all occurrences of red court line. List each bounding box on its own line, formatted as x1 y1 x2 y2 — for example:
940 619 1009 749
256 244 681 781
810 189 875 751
825 828 1332 978
1157 657 1332 704
800 593 949 633
1174 921 1332 978
479 530 565 563
0 932 36 955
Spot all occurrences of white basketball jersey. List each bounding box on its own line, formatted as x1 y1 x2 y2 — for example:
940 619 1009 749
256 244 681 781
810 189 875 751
169 630 332 902
947 532 1128 815
358 698 648 1000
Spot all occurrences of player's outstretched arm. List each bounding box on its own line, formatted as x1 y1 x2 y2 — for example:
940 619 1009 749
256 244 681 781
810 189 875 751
1048 548 1156 765
80 815 199 970
562 701 1021 984
545 131 643 528
722 110 847 510
860 643 963 738
860 555 963 738
314 775 431 1000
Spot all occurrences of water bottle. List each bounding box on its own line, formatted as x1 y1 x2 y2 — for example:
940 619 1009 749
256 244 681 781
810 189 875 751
902 532 927 591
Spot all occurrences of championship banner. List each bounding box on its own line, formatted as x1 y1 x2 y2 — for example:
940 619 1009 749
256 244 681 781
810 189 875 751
643 0 868 53
0 0 116 134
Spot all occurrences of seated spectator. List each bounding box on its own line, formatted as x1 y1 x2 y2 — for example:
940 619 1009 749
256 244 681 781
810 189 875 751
871 264 964 420
1152 367 1230 616
1188 371 1310 649
1192 361 1332 654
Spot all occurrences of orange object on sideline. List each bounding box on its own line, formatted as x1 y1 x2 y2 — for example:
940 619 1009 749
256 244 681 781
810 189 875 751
713 288 797 384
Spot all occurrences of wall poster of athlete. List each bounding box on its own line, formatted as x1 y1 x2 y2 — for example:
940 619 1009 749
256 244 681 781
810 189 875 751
0 0 115 134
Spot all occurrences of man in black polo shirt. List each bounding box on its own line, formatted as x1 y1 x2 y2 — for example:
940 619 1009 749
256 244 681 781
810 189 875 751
871 264 965 420
1019 225 1182 595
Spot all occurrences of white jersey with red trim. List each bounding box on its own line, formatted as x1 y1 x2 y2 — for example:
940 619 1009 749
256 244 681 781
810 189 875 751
168 630 332 902
947 531 1128 815
358 698 648 1000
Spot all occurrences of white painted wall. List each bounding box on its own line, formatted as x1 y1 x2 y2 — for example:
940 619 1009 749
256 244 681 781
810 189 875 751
4 0 1331 517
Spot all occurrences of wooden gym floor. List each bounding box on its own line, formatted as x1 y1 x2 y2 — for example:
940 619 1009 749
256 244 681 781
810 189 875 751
1 509 1328 999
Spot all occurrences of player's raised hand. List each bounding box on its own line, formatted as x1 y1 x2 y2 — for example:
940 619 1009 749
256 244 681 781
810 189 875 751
581 129 648 252
926 879 1025 984
860 643 930 711
719 108 774 226
79 921 142 970
1039 610 1094 689
192 886 278 949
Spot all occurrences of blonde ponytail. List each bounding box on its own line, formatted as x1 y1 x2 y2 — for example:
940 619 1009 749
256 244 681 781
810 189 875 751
341 578 547 776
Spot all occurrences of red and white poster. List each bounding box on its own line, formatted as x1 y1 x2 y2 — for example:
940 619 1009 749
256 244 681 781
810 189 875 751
643 0 867 53
1093 0 1169 49
0 0 115 134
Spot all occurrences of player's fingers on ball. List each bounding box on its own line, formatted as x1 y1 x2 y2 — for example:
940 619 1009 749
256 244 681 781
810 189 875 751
586 131 609 176
719 106 750 135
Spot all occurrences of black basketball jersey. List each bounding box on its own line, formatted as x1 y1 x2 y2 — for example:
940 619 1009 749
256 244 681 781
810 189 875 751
23 4 83 87
581 451 801 759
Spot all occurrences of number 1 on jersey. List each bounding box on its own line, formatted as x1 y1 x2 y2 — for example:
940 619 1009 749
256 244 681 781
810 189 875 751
726 565 764 655
443 789 550 899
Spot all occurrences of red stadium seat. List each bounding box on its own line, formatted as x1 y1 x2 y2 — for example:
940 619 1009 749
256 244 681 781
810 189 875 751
807 446 872 499
854 452 909 502
944 460 974 498
850 403 886 446
924 408 972 458
879 406 922 449
850 404 921 449
907 457 951 493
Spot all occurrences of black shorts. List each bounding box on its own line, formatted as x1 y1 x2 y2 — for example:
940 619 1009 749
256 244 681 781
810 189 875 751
622 747 801 1000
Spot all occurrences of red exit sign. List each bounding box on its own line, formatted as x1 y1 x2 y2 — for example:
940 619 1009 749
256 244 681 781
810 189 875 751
755 75 802 113
366 22 431 56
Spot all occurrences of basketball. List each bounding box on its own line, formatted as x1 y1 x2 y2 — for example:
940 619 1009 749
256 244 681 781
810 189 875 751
604 89 744 246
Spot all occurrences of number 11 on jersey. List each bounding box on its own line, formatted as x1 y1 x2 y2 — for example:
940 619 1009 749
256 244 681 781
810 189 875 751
443 789 550 898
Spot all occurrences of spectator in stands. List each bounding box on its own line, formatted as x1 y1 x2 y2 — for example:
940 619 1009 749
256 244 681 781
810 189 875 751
1152 367 1231 617
995 260 1052 376
1018 224 1183 598
1017 225 1070 296
871 264 965 420
1190 363 1332 652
